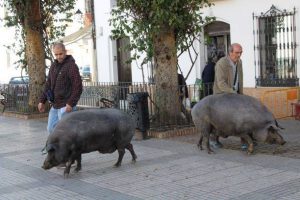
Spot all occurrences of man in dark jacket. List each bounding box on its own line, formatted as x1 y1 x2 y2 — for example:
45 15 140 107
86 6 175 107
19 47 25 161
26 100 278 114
202 57 216 96
178 73 189 102
38 42 82 137
202 52 225 96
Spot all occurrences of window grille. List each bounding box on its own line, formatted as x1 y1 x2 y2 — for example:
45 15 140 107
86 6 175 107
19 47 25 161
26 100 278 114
253 5 298 87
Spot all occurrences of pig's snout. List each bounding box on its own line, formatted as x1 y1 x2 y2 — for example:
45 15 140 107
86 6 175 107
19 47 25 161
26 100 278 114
274 137 286 145
42 161 53 170
270 139 286 145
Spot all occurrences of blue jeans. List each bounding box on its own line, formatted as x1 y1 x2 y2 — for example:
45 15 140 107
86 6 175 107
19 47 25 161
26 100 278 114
47 106 77 134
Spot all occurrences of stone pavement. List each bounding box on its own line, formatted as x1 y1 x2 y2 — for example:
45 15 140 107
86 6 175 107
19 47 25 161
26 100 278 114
0 115 300 200
168 119 300 159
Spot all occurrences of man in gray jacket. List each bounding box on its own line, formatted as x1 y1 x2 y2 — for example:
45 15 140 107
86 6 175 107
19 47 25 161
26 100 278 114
211 43 247 149
213 43 243 95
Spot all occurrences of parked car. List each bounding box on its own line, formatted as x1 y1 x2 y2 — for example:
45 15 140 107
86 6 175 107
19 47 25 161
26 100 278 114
8 76 29 97
80 66 91 81
8 76 29 84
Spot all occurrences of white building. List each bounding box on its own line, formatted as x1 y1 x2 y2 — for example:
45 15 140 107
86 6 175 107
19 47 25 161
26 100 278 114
92 0 300 88
0 1 88 84
2 0 299 89
200 0 300 88
0 7 22 84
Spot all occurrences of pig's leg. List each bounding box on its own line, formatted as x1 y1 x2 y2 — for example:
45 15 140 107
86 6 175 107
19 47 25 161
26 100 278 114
195 122 213 153
114 148 125 167
202 124 214 154
74 154 82 172
197 133 203 150
241 133 254 155
212 129 223 147
64 159 74 178
125 143 137 163
206 134 214 154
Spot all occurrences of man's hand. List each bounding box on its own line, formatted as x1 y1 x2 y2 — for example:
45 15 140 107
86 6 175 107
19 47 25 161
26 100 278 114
65 104 72 112
38 103 45 113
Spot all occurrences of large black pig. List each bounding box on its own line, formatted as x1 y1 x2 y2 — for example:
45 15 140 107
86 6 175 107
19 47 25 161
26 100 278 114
191 93 286 154
42 108 137 177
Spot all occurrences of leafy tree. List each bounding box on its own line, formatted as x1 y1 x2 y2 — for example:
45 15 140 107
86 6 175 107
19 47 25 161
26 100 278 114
110 0 214 123
1 0 76 111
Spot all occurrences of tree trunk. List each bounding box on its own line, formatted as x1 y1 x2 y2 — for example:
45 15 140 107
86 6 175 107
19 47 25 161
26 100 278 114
24 0 46 112
153 26 181 124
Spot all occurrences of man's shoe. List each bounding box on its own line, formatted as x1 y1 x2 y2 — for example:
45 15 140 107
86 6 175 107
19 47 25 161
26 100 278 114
210 141 222 148
241 144 248 151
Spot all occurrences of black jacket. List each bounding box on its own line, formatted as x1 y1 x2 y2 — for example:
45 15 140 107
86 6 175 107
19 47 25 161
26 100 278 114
202 61 215 83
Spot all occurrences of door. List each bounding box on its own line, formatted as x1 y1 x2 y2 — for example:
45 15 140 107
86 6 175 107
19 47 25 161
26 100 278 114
116 37 132 83
204 21 231 60
116 37 132 100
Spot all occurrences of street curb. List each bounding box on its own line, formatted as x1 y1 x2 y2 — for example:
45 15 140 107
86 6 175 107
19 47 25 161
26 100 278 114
147 126 196 139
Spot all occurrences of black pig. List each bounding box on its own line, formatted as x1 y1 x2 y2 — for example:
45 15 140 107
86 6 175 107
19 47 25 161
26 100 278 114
42 108 137 178
191 93 286 154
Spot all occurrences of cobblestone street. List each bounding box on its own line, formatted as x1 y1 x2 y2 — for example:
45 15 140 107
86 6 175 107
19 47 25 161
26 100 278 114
167 119 300 159
0 115 300 199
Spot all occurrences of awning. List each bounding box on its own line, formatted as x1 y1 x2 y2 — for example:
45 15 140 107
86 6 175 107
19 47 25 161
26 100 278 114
204 21 230 36
60 24 92 45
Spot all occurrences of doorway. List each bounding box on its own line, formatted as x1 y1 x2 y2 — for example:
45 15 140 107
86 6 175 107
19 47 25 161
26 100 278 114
116 37 132 100
116 37 132 83
204 21 231 61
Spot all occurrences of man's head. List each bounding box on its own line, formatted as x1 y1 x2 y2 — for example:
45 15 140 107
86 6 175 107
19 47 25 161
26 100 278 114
228 43 243 63
52 42 67 63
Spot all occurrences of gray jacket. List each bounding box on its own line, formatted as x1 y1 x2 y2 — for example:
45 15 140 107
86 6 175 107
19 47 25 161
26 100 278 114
213 57 243 94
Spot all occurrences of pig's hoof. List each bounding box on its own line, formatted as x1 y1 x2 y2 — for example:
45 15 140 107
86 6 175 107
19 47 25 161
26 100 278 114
63 172 69 179
114 163 121 167
197 144 203 150
74 167 81 172
132 154 137 162
207 149 215 154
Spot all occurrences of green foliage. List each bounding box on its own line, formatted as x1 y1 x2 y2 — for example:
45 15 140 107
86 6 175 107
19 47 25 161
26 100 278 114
0 0 76 69
110 0 215 65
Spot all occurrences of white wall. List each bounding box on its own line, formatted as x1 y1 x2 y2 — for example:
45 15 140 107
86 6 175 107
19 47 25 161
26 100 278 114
0 7 23 83
177 41 201 85
0 0 87 84
202 0 300 87
93 0 203 84
130 52 153 83
94 0 118 82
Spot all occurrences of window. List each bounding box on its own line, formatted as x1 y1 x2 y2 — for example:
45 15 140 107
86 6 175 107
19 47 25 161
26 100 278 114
253 5 298 86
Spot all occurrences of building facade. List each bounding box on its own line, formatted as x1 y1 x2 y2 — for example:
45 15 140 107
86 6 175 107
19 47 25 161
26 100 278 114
92 0 300 88
201 0 300 88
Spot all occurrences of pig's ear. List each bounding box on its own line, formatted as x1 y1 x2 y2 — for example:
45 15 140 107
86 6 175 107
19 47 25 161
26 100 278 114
275 120 284 130
268 124 281 132
46 143 58 152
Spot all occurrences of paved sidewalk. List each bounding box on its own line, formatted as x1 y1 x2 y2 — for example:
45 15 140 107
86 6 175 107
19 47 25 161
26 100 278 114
0 115 300 200
169 119 300 159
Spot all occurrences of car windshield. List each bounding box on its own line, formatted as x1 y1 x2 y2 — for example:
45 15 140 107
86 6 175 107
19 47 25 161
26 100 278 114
83 67 90 72
9 76 29 84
